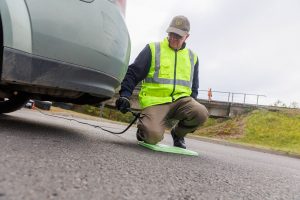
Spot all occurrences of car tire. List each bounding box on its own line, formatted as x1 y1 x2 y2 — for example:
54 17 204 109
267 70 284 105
0 93 29 114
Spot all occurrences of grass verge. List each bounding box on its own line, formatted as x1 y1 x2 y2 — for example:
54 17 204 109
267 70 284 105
194 108 300 155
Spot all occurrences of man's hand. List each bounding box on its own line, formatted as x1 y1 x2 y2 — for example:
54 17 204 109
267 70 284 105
115 96 131 114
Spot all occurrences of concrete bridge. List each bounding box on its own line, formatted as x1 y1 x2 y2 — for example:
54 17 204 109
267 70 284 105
104 92 262 118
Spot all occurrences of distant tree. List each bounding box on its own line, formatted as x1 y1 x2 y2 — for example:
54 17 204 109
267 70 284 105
273 100 282 107
289 102 299 109
273 100 287 107
281 103 287 108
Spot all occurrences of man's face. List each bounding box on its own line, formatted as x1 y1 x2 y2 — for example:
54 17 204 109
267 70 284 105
168 32 189 50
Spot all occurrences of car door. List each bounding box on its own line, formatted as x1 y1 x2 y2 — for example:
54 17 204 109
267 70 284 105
24 0 130 79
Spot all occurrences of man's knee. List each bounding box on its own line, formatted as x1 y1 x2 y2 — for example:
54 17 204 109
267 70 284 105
144 132 164 145
192 104 209 125
138 124 164 145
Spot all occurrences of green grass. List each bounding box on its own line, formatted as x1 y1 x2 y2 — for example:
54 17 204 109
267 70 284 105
194 117 244 138
232 109 300 154
194 109 300 155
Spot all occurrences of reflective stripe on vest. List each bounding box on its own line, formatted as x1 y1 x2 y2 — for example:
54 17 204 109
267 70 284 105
145 43 195 87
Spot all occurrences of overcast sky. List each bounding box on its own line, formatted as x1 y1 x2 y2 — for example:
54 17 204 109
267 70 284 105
125 0 300 106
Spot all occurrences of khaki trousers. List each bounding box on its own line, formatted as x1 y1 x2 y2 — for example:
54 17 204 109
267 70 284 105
137 97 209 144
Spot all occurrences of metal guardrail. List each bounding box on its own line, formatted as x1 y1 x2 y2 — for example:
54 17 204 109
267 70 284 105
133 84 266 105
198 90 266 105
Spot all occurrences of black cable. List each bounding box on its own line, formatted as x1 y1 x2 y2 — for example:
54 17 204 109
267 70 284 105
34 107 140 134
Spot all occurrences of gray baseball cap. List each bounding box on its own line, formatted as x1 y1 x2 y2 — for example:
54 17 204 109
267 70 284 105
166 15 190 37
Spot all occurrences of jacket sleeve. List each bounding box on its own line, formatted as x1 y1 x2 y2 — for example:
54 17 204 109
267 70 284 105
119 45 152 98
191 58 199 99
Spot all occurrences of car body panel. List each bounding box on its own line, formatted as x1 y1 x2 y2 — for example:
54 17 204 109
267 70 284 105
0 0 130 104
2 47 118 100
24 0 130 81
0 0 32 53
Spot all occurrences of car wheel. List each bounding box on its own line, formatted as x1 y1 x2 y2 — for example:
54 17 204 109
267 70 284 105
0 93 29 114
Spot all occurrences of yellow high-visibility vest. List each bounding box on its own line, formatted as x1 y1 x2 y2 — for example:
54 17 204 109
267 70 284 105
139 38 198 108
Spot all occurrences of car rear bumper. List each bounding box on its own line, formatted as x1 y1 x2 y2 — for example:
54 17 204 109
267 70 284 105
1 47 120 99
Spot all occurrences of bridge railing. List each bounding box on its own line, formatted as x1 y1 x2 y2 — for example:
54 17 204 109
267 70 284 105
132 84 266 105
104 87 267 117
197 90 266 105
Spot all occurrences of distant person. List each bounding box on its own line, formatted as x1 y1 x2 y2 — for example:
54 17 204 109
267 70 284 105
115 15 209 149
208 88 212 102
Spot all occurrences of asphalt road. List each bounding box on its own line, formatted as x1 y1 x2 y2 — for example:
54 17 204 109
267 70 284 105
0 109 300 200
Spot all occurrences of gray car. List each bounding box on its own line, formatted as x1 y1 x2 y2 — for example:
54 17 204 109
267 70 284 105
0 0 130 113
